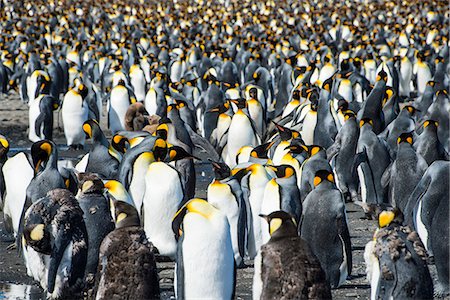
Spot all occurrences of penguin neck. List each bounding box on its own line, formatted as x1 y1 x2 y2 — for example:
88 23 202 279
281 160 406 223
46 152 58 171
269 224 298 242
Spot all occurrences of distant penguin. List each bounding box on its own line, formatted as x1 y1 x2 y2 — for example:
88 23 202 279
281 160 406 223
22 189 88 299
74 173 114 286
254 211 331 300
364 209 433 300
94 200 160 299
62 83 89 150
172 199 235 300
300 170 352 288
381 132 428 212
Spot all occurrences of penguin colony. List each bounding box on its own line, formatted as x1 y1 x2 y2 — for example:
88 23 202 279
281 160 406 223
0 0 448 298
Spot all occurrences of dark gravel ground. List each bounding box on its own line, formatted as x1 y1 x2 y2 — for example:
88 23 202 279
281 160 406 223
0 94 444 299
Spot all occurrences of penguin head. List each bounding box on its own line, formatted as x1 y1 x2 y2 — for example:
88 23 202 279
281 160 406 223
382 87 394 106
155 120 171 141
83 119 101 139
209 159 231 180
31 140 55 173
402 105 417 116
343 111 356 121
250 141 275 159
78 82 88 98
337 99 349 112
209 101 230 114
259 211 298 239
313 169 335 187
111 199 140 229
378 208 403 228
104 180 130 203
23 216 51 255
273 121 300 141
76 172 104 195
285 143 308 155
249 87 258 100
230 98 247 110
111 134 128 154
172 198 220 241
267 165 295 179
168 145 198 162
36 73 51 96
397 132 413 145
153 138 168 161
0 136 9 160
117 79 126 87
359 118 374 128
423 120 438 129
322 77 333 93
376 69 388 82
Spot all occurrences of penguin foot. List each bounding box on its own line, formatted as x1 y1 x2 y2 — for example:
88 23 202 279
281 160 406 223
434 282 449 298
237 261 249 269
6 243 16 250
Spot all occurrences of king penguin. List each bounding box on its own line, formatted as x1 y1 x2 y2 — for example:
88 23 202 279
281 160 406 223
364 209 433 300
108 79 135 134
300 170 352 288
62 83 89 150
253 211 331 300
94 200 160 299
172 198 235 300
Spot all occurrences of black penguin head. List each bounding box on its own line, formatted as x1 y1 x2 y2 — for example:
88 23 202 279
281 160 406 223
259 211 298 239
310 97 319 112
174 99 188 110
83 119 101 139
313 170 335 187
117 79 125 86
397 132 413 145
337 99 349 112
359 118 374 128
344 111 356 121
378 207 403 228
249 87 258 100
322 77 333 92
78 83 88 99
168 145 198 162
167 104 178 114
111 134 128 154
0 136 9 162
209 101 230 114
273 122 300 141
153 138 168 162
36 73 51 95
423 120 438 129
112 200 140 229
267 165 295 179
250 141 274 159
230 98 247 109
292 89 301 101
155 120 171 141
306 145 324 157
403 105 417 115
23 212 51 255
376 69 388 82
285 144 309 155
209 159 231 180
76 172 104 195
31 140 55 173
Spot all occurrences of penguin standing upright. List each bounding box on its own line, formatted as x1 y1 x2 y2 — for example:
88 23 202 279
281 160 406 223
254 211 331 300
226 98 260 167
327 111 360 202
207 161 248 267
62 83 89 149
404 161 449 296
300 170 352 288
22 189 88 299
74 172 114 286
172 199 235 300
364 209 433 300
414 120 448 165
108 79 135 134
381 132 428 212
129 64 146 102
94 200 160 299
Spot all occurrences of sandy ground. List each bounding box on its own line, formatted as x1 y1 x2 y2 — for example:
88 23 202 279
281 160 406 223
0 92 443 299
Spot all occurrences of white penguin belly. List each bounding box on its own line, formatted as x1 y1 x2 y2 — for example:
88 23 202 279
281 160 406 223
415 200 429 252
144 88 158 116
271 141 290 166
248 177 270 258
300 111 318 145
62 92 88 146
399 60 412 97
180 213 234 300
260 180 281 244
417 66 432 95
143 162 182 258
109 87 130 133
130 72 146 102
227 113 258 167
28 96 43 142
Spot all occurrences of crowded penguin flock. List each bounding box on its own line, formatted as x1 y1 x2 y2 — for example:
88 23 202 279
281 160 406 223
0 0 448 298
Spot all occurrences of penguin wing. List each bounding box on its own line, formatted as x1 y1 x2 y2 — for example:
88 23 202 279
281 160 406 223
337 213 352 276
326 133 341 160
405 172 432 226
185 125 221 161
380 162 392 189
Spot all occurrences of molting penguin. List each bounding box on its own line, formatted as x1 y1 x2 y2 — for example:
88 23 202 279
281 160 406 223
94 200 160 300
364 209 433 300
300 170 352 288
74 172 114 287
253 211 331 300
172 198 235 300
22 189 88 299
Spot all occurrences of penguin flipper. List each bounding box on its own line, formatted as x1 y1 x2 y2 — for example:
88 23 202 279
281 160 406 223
47 227 72 293
337 215 352 276
381 163 392 190
175 235 185 300
404 174 432 226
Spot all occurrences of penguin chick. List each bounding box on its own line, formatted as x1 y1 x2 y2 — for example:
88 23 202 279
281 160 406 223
124 102 150 131
253 211 332 300
94 200 160 300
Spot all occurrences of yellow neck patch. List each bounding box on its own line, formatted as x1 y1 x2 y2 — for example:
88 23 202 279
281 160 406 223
30 224 45 241
269 218 282 235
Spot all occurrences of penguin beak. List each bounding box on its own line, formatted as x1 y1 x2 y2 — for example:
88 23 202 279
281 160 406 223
378 211 395 228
